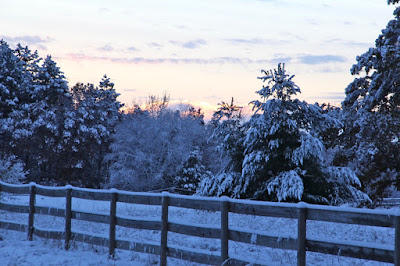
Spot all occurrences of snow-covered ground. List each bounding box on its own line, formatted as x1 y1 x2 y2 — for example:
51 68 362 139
0 193 395 265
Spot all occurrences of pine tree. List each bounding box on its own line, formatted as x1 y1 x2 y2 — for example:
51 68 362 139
0 41 38 175
174 148 213 194
201 64 369 205
68 78 123 186
342 1 400 200
197 98 245 197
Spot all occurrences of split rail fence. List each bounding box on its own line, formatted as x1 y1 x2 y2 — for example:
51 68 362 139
0 181 399 265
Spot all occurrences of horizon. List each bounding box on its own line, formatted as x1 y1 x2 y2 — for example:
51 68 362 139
0 0 395 118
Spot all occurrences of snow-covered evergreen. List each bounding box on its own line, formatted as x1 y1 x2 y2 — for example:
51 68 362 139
0 40 123 187
0 155 26 184
174 148 213 193
340 1 400 200
199 64 369 205
197 98 245 197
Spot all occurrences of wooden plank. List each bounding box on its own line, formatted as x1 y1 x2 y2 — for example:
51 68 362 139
307 237 394 263
116 238 160 255
160 192 169 266
71 231 109 247
116 216 161 231
395 215 400 265
168 196 220 212
35 206 65 218
229 229 297 250
28 184 35 241
71 210 109 224
71 189 110 201
221 197 229 264
297 203 307 266
65 187 72 250
0 201 29 213
167 245 220 265
117 193 162 205
0 182 30 194
35 186 65 197
0 219 28 232
230 202 297 219
168 222 220 239
307 208 395 227
33 227 64 240
109 191 117 258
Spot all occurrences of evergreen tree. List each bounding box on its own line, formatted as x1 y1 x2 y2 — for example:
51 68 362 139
68 78 123 186
0 155 27 184
197 98 245 196
0 41 38 174
174 148 213 194
341 0 400 200
201 64 369 205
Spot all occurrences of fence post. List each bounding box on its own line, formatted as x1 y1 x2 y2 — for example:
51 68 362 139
221 196 229 264
109 189 117 258
297 202 307 266
160 192 169 266
395 212 400 266
64 185 72 250
28 182 36 241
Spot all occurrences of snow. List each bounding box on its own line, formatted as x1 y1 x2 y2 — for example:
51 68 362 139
0 230 148 265
0 191 396 265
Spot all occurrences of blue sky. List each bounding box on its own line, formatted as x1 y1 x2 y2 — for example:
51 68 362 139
0 0 396 116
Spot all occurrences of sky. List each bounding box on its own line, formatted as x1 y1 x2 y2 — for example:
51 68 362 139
0 0 396 117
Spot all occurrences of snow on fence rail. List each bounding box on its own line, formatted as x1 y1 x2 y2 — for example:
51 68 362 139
0 180 398 265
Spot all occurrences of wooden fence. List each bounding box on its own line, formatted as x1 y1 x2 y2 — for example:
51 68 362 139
0 180 398 265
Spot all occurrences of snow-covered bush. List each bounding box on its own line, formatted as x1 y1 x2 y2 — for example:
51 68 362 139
106 103 211 192
0 155 26 184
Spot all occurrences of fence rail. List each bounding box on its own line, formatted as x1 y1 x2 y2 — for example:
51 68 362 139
0 180 398 265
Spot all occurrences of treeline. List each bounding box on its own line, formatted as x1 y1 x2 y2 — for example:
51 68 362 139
1 0 400 205
0 40 122 187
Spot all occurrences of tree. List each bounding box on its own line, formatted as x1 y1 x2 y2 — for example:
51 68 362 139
0 155 27 184
174 148 213 194
105 99 210 191
197 98 245 196
201 64 369 205
67 77 123 187
341 0 400 200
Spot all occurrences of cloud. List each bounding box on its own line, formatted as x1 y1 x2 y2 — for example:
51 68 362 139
269 56 293 64
1 35 53 45
98 8 111 14
61 53 273 65
98 44 113 52
224 38 265 45
174 25 188 30
127 46 140 52
306 19 320 26
298 55 346 65
326 38 371 48
147 42 163 48
320 92 346 102
170 39 207 49
224 38 292 46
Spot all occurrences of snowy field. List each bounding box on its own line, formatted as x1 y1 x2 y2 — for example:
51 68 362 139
0 193 395 265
